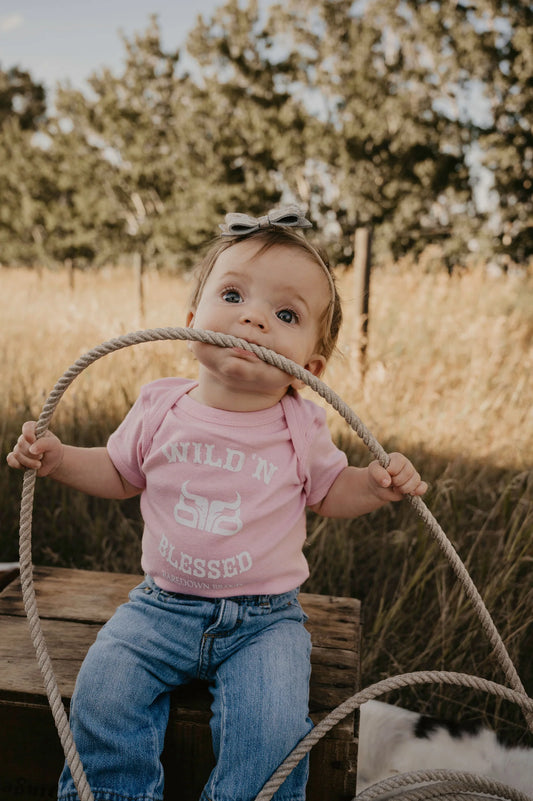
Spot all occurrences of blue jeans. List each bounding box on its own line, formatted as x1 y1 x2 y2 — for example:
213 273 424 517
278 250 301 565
58 576 313 801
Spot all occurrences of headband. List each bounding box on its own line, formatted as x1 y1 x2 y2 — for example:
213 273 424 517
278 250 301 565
219 205 336 328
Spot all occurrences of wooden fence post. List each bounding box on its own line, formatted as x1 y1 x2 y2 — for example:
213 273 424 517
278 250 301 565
65 258 75 291
133 251 145 324
353 226 373 379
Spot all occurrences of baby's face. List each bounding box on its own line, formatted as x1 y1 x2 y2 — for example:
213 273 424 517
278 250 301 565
187 239 331 406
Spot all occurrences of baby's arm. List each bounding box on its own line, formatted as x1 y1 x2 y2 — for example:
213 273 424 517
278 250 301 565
6 421 141 500
310 453 427 518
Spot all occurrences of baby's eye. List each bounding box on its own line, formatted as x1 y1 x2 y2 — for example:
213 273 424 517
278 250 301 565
222 289 242 303
277 308 299 324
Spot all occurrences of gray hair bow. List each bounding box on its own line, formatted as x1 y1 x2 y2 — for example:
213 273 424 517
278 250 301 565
219 205 312 236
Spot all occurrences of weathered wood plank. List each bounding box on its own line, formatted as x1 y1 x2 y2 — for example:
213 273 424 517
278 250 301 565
162 718 358 801
309 737 359 801
0 567 361 653
1 567 360 715
0 566 360 800
0 614 355 722
0 566 137 622
0 700 63 801
298 592 361 651
0 700 356 801
0 616 99 700
0 564 19 592
0 567 360 649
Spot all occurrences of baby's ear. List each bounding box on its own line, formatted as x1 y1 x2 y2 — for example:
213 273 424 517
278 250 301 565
185 311 196 352
290 353 326 391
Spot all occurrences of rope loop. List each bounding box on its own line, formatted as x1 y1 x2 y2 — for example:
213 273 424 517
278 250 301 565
255 670 533 801
17 327 533 801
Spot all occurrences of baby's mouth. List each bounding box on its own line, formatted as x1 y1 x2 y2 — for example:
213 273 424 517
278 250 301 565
231 346 260 360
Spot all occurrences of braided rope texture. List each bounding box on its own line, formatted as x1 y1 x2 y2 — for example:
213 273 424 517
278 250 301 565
16 327 533 801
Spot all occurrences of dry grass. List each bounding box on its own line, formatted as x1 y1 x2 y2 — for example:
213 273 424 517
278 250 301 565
1 262 532 739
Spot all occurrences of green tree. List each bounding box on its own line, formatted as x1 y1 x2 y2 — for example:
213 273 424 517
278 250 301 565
0 65 46 130
51 7 318 268
280 0 531 267
51 14 281 268
36 123 124 267
0 119 44 265
383 0 532 266
0 67 48 265
184 0 316 219
3 2 530 270
52 17 199 267
261 0 485 265
0 65 120 268
450 0 533 266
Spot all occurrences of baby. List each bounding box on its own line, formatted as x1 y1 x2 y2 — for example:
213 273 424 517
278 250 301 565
8 207 427 801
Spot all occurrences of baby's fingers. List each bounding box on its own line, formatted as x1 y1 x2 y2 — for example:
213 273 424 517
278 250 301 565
21 420 38 444
6 422 55 472
387 453 428 496
7 431 42 471
399 475 428 496
6 445 41 471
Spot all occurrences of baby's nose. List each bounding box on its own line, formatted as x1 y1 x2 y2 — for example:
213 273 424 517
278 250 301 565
243 317 266 330
241 306 269 330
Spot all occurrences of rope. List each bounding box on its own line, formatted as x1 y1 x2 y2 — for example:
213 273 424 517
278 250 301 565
17 327 533 801
356 769 533 801
254 670 533 801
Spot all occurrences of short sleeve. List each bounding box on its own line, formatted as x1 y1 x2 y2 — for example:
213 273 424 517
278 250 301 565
107 392 148 489
288 398 347 507
304 410 348 506
106 378 197 489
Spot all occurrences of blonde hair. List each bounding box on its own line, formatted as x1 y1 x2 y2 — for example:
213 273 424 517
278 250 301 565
189 228 342 362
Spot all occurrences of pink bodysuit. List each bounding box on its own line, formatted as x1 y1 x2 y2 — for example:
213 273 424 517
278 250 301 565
107 378 347 596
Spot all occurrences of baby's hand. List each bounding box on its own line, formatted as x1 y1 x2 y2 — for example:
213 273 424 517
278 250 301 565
368 452 427 502
6 421 64 477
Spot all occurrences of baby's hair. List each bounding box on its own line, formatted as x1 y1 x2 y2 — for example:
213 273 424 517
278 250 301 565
189 228 342 362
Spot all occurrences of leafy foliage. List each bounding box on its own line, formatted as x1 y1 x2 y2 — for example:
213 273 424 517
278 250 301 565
0 65 45 130
0 1 530 270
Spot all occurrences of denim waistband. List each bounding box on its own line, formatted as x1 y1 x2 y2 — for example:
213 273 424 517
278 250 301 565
144 574 299 606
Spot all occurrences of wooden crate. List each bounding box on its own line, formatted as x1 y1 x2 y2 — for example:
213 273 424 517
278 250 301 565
0 566 360 801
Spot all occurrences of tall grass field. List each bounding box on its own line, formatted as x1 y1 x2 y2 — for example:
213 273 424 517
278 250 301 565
1 261 532 741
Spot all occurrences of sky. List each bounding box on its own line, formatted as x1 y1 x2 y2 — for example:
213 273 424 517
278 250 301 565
0 0 228 94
